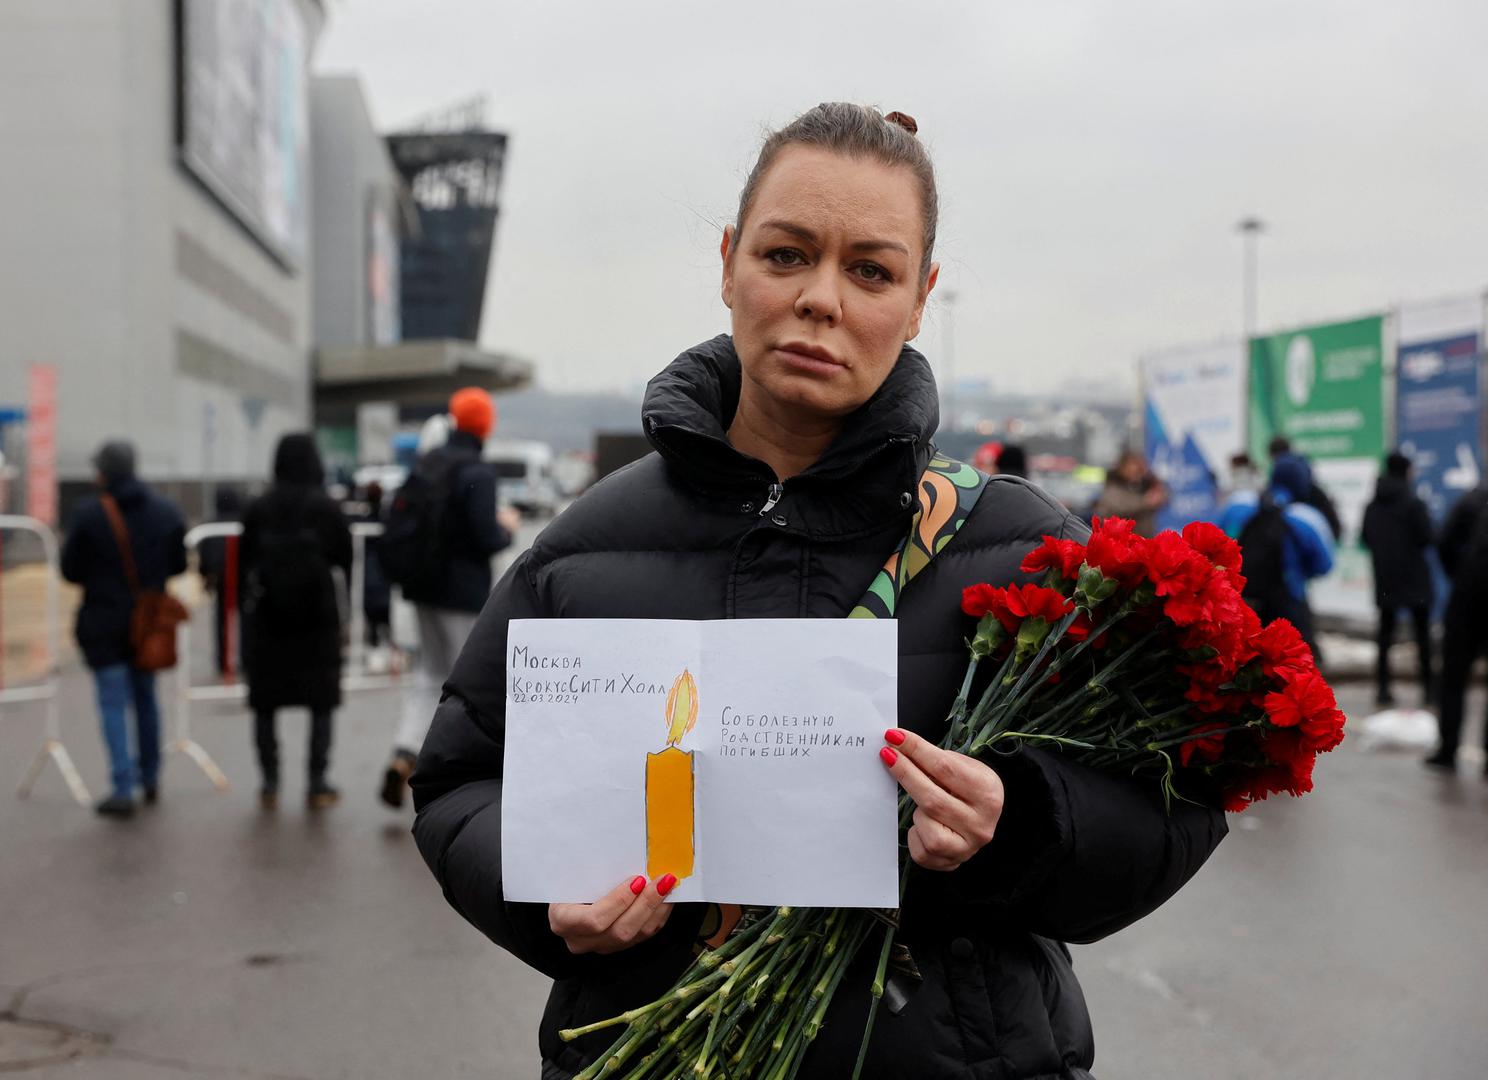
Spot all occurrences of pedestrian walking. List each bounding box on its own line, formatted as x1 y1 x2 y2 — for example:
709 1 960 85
198 486 244 679
240 434 352 809
1268 436 1343 541
358 480 394 669
377 388 518 807
1361 451 1435 707
1219 452 1335 654
410 103 1225 1080
60 440 187 817
1427 482 1488 772
1226 452 1263 499
1091 448 1168 536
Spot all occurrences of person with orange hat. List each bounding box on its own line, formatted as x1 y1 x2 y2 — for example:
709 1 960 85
378 387 520 807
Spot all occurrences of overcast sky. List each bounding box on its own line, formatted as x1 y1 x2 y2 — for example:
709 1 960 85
314 1 1488 399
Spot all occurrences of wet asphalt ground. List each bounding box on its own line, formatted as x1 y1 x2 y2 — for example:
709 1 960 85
3 549 1487 1077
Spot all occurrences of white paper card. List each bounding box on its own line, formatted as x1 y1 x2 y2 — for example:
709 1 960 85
501 618 899 907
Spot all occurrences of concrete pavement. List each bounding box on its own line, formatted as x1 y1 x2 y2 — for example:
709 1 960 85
3 650 1487 1077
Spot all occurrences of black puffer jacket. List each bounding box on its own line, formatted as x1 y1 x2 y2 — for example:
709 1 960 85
412 336 1227 1080
1360 474 1434 610
60 477 187 669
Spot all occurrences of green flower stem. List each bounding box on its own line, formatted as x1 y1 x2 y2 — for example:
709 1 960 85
976 730 1099 754
559 968 728 1042
729 922 824 1075
974 621 1158 747
850 923 898 1080
946 654 985 746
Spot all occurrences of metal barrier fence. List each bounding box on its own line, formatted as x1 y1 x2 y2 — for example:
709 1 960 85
175 520 398 792
1 515 91 806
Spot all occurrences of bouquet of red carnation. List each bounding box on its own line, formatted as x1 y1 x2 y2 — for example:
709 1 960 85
563 517 1346 1080
958 516 1345 812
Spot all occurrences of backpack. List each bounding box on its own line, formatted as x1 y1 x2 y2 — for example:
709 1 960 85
245 524 337 630
1238 494 1292 620
377 451 459 597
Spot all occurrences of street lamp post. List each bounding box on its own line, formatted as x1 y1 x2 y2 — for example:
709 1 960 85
1236 216 1265 339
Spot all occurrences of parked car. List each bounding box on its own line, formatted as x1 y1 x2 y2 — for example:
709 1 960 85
483 439 560 518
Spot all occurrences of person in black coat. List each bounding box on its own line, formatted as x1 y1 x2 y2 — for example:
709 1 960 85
1360 451 1435 706
1427 482 1488 771
240 434 352 808
410 104 1226 1080
198 486 244 678
61 440 186 817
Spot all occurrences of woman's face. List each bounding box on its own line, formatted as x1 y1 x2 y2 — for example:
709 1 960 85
721 146 938 421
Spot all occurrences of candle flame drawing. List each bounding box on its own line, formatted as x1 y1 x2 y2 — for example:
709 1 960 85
646 668 698 882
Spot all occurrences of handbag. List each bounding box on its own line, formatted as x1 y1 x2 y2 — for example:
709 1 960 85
100 494 190 672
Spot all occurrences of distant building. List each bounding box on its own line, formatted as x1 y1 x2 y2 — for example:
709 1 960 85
0 0 327 518
312 104 531 473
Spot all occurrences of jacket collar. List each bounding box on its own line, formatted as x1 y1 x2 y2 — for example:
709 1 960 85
445 429 483 457
641 335 938 533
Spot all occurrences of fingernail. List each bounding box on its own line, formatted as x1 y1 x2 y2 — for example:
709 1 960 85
884 728 906 746
879 746 898 766
629 875 647 896
656 873 678 897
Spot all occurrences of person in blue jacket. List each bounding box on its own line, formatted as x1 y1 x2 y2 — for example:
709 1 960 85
1217 453 1335 651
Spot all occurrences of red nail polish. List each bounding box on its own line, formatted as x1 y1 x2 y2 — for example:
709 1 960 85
656 873 678 897
629 875 647 896
879 746 898 766
884 728 906 746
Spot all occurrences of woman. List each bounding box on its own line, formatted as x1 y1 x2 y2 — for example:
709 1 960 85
1091 449 1168 536
241 433 352 809
412 104 1225 1079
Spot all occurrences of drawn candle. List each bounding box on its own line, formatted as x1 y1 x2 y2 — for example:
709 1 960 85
646 668 698 882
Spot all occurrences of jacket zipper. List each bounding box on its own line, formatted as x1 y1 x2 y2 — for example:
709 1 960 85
758 483 784 516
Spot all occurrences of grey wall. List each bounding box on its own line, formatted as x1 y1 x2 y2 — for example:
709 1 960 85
0 0 323 495
310 75 401 351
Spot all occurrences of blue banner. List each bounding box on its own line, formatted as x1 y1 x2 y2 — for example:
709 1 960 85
1396 333 1482 524
1142 342 1246 532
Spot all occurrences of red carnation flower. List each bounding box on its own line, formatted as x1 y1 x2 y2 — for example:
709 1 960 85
1250 620 1314 680
1264 668 1338 731
1084 517 1149 587
1182 520 1246 591
1300 704 1347 753
976 583 1074 634
1142 531 1215 602
1020 536 1086 582
961 583 1000 618
1003 583 1075 627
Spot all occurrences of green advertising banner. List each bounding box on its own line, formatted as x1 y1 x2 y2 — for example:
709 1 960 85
1248 315 1387 620
1248 315 1386 463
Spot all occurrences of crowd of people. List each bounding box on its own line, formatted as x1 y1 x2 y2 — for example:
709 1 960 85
58 386 516 817
57 404 1488 817
1082 435 1488 775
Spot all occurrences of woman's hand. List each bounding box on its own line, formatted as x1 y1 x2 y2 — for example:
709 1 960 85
879 729 1005 871
549 873 678 955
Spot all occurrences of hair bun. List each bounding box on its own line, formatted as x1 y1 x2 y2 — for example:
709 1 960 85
883 111 918 136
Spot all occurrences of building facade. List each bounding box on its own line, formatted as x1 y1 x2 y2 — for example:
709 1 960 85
0 0 325 518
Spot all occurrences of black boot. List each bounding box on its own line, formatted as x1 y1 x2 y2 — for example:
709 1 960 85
95 794 136 818
308 710 338 808
255 710 280 808
380 748 417 809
